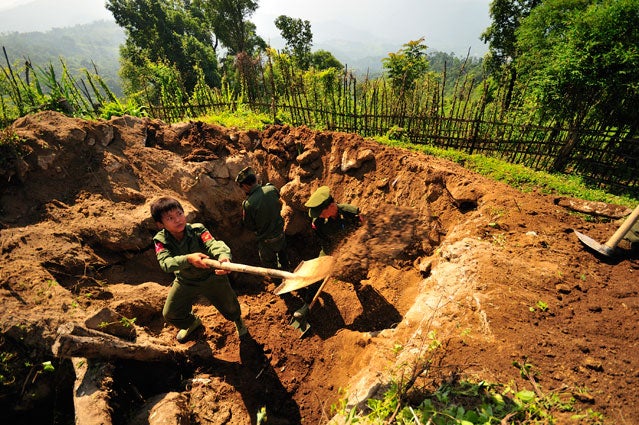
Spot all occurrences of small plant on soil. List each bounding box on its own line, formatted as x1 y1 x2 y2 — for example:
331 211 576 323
98 316 137 329
331 346 604 423
529 300 549 313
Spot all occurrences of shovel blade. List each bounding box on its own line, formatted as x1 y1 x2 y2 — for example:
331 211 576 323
274 256 335 295
575 230 616 257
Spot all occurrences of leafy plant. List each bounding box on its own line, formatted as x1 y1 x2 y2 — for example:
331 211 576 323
0 350 17 385
99 99 147 119
98 316 137 329
0 127 26 172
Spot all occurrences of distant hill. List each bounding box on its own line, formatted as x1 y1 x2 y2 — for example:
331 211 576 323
0 20 125 97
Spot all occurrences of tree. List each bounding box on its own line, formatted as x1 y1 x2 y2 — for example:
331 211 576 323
194 0 266 55
274 15 313 69
481 0 542 109
514 0 639 172
310 50 343 70
106 0 219 94
382 38 429 92
481 0 542 72
516 0 639 128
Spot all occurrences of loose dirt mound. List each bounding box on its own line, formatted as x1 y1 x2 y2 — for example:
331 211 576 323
0 111 637 424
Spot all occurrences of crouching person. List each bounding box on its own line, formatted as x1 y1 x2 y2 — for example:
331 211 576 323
150 196 247 343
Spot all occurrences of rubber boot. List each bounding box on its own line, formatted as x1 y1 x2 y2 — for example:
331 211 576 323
176 316 202 343
290 304 311 337
293 303 309 319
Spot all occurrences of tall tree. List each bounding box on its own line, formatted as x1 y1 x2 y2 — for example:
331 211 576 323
515 0 639 171
382 38 429 92
481 0 542 109
195 0 265 55
310 50 343 70
516 0 639 127
481 0 542 71
106 0 219 94
274 15 313 69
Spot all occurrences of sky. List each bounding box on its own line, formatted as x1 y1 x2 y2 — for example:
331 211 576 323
0 0 492 56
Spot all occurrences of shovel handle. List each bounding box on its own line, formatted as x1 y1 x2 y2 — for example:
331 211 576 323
605 204 639 249
202 259 294 280
309 275 332 309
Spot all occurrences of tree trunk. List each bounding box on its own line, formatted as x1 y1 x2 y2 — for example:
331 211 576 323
52 323 209 362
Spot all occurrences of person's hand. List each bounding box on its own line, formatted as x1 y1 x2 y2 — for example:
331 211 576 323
214 257 231 275
187 252 210 269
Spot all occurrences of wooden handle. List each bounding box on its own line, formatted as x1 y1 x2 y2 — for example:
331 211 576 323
605 204 639 249
309 275 332 309
202 259 294 280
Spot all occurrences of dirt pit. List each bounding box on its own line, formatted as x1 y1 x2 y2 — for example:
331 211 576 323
0 111 638 424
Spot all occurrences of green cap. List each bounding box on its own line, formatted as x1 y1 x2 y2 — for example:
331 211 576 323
235 166 255 184
305 186 333 218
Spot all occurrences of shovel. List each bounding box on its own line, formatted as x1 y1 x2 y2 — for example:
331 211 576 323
202 256 334 292
288 273 333 338
574 204 639 257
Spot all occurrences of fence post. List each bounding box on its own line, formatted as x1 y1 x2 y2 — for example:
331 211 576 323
552 127 580 173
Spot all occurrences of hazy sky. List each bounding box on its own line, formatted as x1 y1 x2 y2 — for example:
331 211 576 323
0 0 491 55
253 0 491 55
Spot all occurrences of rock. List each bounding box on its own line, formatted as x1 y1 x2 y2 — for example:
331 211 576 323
84 307 137 340
555 197 632 219
340 148 374 172
129 392 189 425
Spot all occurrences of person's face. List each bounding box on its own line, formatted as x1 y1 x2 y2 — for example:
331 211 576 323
158 208 186 235
319 202 338 219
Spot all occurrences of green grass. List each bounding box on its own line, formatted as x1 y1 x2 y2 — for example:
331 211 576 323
375 135 638 208
197 104 273 130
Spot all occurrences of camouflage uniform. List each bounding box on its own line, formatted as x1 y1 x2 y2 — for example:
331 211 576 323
154 223 241 329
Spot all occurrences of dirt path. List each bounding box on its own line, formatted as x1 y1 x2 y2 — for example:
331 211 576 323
0 111 637 424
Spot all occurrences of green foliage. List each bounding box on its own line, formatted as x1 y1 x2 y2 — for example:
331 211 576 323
41 361 55 373
334 354 601 424
481 0 542 73
374 135 638 207
275 15 313 70
199 103 271 130
1 47 120 122
98 316 137 329
198 0 265 55
0 350 17 385
530 300 549 312
382 38 430 92
0 21 124 97
428 51 486 99
336 377 583 424
99 99 147 120
516 0 639 128
0 127 26 171
106 0 220 93
310 50 343 71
